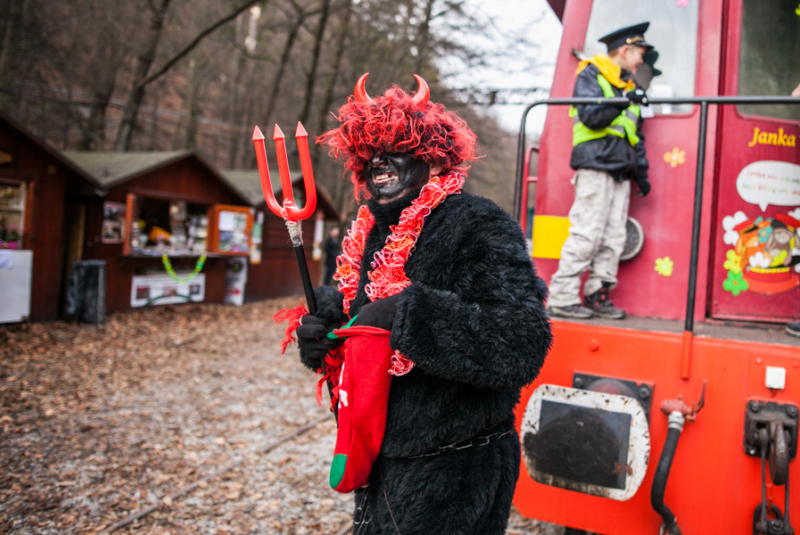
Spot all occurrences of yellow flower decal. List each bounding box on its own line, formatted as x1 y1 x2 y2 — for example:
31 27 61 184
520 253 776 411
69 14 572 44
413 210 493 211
664 147 686 168
655 257 674 277
723 249 742 274
796 2 800 16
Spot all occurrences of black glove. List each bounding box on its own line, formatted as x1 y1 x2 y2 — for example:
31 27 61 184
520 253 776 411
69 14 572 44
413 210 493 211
627 88 649 106
296 315 340 368
634 176 651 197
352 293 402 331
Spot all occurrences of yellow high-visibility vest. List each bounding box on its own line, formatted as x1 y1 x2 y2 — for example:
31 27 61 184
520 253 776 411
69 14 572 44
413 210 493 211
569 74 641 147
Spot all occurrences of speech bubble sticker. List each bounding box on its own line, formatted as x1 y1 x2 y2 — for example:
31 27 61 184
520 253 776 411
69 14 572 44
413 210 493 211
736 160 800 211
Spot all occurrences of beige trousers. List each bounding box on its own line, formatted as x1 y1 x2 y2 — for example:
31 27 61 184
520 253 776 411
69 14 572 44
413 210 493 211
548 169 630 308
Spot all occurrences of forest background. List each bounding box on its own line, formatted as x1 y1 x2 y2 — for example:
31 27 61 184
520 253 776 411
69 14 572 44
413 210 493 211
0 0 548 219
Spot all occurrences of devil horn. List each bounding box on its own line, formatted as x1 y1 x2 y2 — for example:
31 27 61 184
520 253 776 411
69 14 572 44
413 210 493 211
354 73 375 105
412 74 430 109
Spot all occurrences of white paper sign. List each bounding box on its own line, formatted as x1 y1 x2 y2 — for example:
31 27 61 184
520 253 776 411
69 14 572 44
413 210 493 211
736 160 800 211
218 211 236 231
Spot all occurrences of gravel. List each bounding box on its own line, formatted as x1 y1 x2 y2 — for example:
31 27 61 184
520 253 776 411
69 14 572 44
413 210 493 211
0 298 562 534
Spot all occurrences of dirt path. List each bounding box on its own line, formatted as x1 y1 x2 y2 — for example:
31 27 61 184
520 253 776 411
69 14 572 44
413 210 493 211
0 299 561 534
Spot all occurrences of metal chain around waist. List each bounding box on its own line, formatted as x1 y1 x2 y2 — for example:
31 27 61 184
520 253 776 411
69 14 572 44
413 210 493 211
406 427 514 459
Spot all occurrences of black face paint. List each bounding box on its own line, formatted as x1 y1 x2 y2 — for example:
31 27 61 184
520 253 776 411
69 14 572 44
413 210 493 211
365 152 430 203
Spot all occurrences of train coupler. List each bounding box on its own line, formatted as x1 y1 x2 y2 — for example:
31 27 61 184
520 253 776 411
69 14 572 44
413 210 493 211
745 400 797 535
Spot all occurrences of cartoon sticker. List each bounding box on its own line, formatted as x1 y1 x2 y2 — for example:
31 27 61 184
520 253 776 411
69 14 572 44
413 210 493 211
720 209 800 295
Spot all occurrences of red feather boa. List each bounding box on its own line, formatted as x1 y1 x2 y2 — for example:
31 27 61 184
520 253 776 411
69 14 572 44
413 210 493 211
275 172 465 411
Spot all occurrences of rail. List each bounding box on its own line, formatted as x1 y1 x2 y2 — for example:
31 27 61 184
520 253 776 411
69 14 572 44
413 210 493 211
515 95 800 380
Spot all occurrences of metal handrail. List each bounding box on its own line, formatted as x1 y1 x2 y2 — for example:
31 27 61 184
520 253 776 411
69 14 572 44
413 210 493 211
515 95 800 380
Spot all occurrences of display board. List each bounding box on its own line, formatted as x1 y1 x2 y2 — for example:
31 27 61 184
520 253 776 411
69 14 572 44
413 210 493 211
130 273 205 307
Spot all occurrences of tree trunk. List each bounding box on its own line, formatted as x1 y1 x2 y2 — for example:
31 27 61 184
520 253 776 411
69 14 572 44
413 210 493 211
414 0 435 74
226 51 247 168
77 44 123 150
114 0 173 151
247 7 306 167
261 9 306 129
312 0 352 165
297 0 331 126
0 0 26 110
147 82 163 150
174 51 203 150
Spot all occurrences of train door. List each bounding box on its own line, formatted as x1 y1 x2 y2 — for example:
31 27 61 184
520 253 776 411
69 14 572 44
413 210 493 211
533 0 721 321
709 0 800 322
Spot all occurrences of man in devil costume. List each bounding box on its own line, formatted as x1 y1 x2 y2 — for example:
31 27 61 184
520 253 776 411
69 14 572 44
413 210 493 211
294 74 552 534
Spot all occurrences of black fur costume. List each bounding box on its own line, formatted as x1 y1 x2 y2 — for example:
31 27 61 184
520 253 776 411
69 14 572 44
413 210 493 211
300 185 552 534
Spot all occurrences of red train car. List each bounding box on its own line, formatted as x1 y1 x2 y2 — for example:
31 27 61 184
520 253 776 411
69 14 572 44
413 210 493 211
513 1 799 533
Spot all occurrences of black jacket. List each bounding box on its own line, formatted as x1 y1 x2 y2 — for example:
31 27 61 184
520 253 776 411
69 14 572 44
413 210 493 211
323 236 339 267
302 188 552 457
569 63 648 182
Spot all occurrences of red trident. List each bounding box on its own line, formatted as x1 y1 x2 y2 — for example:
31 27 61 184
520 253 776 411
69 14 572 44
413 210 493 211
253 122 319 313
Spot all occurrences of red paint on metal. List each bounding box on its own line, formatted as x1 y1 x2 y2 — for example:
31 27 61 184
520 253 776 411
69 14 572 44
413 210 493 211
708 0 800 323
532 0 724 322
513 320 799 534
520 146 538 236
253 124 318 222
680 330 693 380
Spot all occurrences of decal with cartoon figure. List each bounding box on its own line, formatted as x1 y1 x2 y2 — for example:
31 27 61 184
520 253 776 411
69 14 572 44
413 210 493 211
720 208 800 295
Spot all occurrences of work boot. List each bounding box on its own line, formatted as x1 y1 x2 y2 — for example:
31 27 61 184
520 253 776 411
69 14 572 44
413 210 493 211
787 321 800 338
584 283 626 320
547 304 594 319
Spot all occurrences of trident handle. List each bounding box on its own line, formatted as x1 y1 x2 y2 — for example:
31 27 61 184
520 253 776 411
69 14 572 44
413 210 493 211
253 122 319 314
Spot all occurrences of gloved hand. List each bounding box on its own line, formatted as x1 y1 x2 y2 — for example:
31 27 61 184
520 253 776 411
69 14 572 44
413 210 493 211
635 176 651 197
627 88 649 106
353 293 403 331
296 315 340 367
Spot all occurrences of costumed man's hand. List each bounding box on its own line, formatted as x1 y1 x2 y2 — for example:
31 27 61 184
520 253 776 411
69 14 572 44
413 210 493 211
352 293 402 331
296 315 340 367
627 88 649 106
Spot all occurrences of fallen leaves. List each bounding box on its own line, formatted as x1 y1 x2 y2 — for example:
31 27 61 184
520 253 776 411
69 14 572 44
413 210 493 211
0 298 558 535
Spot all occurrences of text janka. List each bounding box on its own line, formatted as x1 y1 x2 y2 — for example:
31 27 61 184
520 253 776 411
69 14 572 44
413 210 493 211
748 127 797 148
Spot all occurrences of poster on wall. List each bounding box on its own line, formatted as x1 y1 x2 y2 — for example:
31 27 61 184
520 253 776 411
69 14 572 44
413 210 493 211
217 210 249 253
102 202 126 244
225 257 248 306
130 273 205 307
250 212 263 264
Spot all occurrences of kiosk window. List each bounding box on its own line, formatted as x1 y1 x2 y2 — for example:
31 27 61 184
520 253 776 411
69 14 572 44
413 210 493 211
0 182 25 249
582 0 699 115
737 0 800 122
129 197 208 256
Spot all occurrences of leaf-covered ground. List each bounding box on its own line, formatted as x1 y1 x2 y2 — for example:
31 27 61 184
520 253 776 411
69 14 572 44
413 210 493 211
0 298 562 534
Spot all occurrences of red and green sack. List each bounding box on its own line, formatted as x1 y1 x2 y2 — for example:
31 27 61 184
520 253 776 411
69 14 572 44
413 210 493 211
326 325 393 493
273 306 412 494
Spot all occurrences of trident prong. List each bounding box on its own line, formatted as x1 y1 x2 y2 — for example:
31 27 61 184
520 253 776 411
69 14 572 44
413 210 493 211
252 123 317 222
252 122 319 314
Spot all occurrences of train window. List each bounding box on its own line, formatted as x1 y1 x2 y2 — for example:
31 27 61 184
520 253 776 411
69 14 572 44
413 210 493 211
737 0 800 122
581 0 699 115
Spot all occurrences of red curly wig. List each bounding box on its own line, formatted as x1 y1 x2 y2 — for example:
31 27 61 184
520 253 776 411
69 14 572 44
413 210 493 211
318 76 478 198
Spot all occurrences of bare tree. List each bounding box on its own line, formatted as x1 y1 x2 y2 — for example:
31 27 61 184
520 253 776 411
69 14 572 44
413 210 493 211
114 0 173 151
0 0 26 110
313 0 352 164
297 0 331 125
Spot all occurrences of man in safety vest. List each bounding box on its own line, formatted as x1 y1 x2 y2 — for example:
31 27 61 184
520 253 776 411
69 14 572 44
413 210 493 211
547 22 653 320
